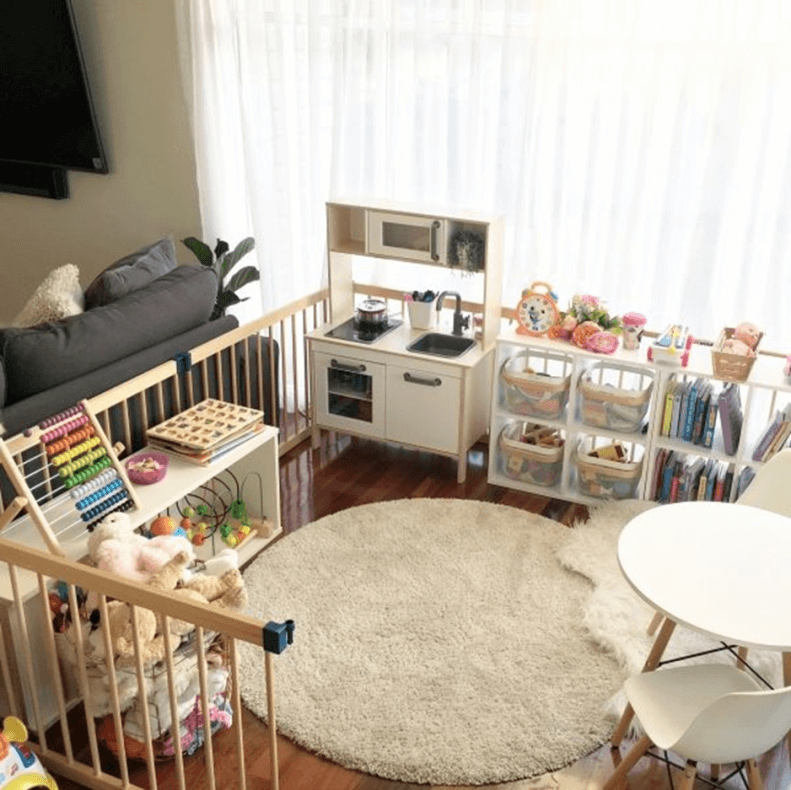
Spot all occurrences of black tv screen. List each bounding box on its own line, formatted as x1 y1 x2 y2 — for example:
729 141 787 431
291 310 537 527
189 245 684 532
1 0 108 172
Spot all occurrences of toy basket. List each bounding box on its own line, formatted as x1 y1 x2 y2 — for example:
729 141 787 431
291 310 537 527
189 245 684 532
574 435 643 500
498 422 564 487
711 327 763 382
578 363 654 432
499 350 572 420
125 451 169 484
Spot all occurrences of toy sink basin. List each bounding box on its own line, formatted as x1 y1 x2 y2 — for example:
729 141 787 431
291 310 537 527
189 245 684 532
406 332 476 358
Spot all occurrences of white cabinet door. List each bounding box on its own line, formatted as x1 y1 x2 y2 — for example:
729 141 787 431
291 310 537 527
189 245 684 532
314 351 386 438
386 365 460 452
367 211 446 264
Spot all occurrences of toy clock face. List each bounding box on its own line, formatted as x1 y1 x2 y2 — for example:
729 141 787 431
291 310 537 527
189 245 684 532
516 285 560 336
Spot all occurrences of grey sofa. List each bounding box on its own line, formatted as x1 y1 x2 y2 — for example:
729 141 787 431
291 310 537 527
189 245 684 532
0 264 236 437
0 244 278 439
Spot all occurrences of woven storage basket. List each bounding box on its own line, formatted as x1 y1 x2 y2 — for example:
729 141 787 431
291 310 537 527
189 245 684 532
574 437 642 500
498 422 564 486
711 327 762 382
578 364 653 433
500 351 571 420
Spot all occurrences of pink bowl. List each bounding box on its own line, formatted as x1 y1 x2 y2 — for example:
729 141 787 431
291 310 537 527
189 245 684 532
125 452 169 485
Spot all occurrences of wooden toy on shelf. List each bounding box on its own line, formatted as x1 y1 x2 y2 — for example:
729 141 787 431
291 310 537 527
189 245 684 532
647 324 693 367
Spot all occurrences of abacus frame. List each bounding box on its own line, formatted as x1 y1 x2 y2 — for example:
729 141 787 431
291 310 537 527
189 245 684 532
0 399 141 556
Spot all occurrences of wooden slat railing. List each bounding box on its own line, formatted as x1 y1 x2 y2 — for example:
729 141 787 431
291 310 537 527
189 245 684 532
0 535 289 790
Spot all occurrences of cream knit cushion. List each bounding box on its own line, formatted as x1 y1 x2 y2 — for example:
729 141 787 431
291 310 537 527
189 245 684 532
13 264 84 327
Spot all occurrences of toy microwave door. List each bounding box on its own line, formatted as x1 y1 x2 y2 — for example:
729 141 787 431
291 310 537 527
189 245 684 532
0 742 57 790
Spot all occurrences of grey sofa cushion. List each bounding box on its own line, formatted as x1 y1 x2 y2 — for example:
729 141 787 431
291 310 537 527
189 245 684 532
83 237 178 309
0 265 218 406
0 316 238 438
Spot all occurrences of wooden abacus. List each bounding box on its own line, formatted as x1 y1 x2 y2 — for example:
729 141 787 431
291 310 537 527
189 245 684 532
0 400 141 556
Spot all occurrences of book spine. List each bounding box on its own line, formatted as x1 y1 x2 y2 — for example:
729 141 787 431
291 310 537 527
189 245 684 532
703 400 718 449
662 382 675 436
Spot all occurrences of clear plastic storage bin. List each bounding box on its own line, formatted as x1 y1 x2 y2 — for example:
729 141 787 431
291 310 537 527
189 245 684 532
574 435 643 499
500 350 572 420
578 363 654 432
498 422 564 487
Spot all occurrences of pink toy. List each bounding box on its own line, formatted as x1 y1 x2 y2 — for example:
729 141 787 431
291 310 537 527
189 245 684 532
733 321 761 350
585 331 619 355
721 337 755 357
87 511 194 584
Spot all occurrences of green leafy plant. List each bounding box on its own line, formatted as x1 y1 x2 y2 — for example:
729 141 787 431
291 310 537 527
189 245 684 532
182 236 259 319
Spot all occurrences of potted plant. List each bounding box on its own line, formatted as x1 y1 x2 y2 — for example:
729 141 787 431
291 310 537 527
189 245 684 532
182 236 259 319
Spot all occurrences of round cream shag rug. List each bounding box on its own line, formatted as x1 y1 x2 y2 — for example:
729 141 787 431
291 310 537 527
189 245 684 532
238 498 621 786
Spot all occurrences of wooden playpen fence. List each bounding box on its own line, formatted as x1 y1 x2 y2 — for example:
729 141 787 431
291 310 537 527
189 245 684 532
0 534 289 790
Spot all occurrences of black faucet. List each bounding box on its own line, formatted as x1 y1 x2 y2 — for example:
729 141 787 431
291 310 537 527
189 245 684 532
436 291 470 336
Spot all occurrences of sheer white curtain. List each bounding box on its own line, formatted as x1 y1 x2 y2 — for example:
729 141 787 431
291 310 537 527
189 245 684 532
177 0 791 346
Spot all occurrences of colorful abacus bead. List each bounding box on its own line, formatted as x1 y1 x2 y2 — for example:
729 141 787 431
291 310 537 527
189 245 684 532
80 489 129 523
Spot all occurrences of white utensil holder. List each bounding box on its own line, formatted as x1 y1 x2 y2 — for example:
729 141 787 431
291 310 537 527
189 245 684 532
407 300 436 330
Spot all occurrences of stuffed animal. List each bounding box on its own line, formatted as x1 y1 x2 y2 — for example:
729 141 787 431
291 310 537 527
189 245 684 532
88 512 194 584
147 551 248 637
107 551 247 666
734 321 761 350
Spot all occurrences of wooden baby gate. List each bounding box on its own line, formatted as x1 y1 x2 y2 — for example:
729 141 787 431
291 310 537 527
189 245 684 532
0 533 292 790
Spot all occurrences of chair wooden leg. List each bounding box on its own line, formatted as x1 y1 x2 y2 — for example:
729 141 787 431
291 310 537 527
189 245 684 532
746 758 764 790
603 735 653 790
647 610 663 636
677 760 697 790
736 645 749 670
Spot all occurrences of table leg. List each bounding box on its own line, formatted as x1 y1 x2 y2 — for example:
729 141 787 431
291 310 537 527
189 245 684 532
611 617 677 747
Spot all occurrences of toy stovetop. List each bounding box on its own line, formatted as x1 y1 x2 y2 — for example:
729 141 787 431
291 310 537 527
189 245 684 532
146 399 264 452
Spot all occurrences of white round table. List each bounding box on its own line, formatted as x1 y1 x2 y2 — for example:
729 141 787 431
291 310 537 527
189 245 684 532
612 500 791 747
618 500 791 651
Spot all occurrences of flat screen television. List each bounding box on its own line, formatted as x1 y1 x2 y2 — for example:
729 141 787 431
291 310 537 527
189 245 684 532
0 0 108 196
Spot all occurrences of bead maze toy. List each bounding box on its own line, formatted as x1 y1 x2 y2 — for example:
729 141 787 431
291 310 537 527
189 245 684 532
0 401 141 556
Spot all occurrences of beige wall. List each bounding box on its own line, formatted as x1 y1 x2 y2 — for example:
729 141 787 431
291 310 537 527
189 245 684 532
0 0 201 324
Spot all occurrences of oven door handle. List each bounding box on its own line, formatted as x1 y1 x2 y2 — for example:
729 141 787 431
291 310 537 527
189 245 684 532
331 359 367 373
403 372 442 387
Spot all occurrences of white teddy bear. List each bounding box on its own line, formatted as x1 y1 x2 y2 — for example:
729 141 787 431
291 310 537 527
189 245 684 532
87 511 194 584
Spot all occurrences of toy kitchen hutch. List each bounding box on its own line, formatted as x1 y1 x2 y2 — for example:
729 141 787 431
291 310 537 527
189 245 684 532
307 199 504 482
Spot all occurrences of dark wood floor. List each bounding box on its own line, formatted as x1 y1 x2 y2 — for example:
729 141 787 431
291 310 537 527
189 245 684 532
53 434 788 790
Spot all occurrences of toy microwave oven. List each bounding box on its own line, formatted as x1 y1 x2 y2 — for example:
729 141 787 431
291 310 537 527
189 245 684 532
647 324 693 367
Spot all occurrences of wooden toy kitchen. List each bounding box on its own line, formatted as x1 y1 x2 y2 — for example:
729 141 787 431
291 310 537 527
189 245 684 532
307 199 504 482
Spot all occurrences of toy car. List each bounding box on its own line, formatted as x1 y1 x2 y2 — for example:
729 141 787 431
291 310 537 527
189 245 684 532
0 716 58 790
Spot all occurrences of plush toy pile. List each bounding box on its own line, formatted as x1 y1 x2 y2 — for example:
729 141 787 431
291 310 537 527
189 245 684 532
54 511 249 758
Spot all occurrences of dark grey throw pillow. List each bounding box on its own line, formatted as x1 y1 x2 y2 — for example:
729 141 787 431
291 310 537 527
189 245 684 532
83 236 178 309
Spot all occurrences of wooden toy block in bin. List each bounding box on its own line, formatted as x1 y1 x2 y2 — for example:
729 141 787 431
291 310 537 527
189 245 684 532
498 422 564 487
711 327 763 382
575 436 643 500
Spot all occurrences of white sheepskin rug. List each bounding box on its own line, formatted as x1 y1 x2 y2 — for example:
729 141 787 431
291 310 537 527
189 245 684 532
556 498 782 722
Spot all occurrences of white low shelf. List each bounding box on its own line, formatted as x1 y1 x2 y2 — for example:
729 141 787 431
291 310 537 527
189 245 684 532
489 327 791 506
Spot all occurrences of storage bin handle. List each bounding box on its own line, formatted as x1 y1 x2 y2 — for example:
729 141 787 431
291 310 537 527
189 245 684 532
403 372 442 387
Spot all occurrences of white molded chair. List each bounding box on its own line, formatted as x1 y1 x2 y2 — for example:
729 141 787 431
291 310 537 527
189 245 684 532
603 664 791 790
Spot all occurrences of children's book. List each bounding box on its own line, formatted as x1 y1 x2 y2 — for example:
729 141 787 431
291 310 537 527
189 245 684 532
682 378 701 442
660 450 677 502
753 409 784 461
736 465 756 498
683 456 705 502
718 383 743 456
650 448 668 500
764 418 791 461
705 460 719 501
671 381 687 438
661 379 677 436
702 395 719 449
669 454 685 502
691 383 712 445
723 462 735 502
713 461 727 501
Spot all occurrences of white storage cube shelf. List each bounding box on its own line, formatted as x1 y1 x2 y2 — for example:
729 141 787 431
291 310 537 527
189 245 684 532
490 329 791 505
